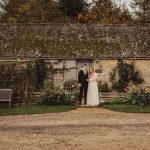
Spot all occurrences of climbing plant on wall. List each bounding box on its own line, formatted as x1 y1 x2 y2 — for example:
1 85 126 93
110 60 144 92
34 59 48 90
0 59 48 103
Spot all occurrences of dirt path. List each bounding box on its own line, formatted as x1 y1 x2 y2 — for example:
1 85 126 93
0 107 150 150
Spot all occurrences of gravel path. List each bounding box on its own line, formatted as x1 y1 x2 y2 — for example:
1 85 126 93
0 107 150 150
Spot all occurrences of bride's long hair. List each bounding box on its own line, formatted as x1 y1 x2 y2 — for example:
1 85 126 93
88 68 95 78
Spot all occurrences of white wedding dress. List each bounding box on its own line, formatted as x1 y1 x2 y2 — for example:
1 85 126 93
87 72 99 106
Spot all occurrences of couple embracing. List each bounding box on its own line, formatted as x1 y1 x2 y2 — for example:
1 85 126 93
78 64 99 106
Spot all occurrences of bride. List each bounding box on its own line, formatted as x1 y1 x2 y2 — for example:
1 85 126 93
86 68 99 106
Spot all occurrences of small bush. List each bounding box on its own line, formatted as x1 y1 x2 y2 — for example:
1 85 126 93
130 90 150 106
63 80 78 92
126 86 150 106
37 89 76 105
98 80 112 93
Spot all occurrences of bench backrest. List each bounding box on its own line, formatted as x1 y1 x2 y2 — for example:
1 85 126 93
0 89 13 99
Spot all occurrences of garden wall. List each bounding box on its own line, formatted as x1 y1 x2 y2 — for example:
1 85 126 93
43 58 150 88
95 59 150 87
0 24 150 87
0 24 150 57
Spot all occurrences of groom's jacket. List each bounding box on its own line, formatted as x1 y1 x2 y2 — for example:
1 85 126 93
78 70 88 85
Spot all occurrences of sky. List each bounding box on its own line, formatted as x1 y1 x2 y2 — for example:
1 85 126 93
88 0 133 11
114 0 133 11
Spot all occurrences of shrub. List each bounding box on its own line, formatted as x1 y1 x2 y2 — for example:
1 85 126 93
63 80 78 92
130 90 150 106
70 90 80 100
0 60 48 104
37 89 76 105
98 80 112 93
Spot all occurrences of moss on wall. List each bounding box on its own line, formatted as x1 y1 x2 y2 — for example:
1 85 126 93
0 24 150 57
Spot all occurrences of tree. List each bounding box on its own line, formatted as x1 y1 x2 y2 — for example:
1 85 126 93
0 0 29 23
131 0 150 23
77 0 132 24
120 5 133 24
58 0 88 18
0 0 69 23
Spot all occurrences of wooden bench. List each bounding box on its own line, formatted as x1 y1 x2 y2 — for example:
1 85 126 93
100 93 128 100
0 89 13 108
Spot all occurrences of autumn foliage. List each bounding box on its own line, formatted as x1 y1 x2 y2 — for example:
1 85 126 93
0 0 133 24
77 0 132 24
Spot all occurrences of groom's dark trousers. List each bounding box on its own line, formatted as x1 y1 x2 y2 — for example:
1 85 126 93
78 70 88 105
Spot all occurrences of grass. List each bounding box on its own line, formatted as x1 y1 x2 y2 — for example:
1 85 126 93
103 98 150 113
0 104 76 116
103 104 150 113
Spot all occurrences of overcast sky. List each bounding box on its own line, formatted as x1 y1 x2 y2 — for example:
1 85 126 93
88 0 133 11
88 0 132 5
114 0 133 11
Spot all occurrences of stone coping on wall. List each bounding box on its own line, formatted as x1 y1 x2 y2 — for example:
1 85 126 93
0 23 150 26
0 56 150 61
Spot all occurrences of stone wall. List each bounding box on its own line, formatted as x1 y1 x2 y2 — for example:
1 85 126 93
95 59 117 83
94 59 150 86
134 60 150 86
0 58 149 87
44 59 150 87
0 24 150 57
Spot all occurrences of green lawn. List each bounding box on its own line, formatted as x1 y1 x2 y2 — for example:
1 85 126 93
102 98 150 113
103 101 150 113
0 105 76 116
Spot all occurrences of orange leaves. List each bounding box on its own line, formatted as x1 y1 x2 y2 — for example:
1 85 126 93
18 3 31 14
7 17 17 23
76 0 132 24
77 6 131 24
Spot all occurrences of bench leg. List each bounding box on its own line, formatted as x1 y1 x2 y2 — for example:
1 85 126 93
9 101 11 109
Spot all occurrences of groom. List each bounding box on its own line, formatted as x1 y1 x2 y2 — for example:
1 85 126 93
78 64 89 105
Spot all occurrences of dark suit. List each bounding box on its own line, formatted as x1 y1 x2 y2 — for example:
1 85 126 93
78 69 88 105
